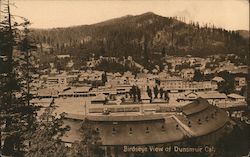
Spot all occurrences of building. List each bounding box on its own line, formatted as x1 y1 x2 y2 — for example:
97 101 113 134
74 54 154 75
158 77 217 93
56 54 70 59
59 86 92 97
36 88 59 98
79 70 103 82
198 91 228 106
227 93 246 103
46 75 68 87
177 91 247 109
212 76 225 83
91 94 108 105
61 98 230 157
234 77 246 91
181 68 195 81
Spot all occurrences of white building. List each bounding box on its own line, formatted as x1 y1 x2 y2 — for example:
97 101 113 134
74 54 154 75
181 68 195 81
234 77 246 91
47 75 68 87
158 77 217 92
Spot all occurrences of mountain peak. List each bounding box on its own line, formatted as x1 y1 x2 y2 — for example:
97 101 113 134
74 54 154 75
141 12 156 16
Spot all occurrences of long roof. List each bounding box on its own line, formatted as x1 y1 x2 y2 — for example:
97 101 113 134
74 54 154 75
181 98 209 116
198 91 227 99
227 93 245 99
86 114 165 122
61 98 229 145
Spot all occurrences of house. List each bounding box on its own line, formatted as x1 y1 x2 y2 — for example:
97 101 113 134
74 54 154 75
123 71 135 82
177 91 229 108
46 75 68 87
203 68 213 75
177 91 198 102
212 76 225 83
106 76 130 87
37 88 59 98
225 93 247 108
227 93 245 102
91 94 107 105
211 76 225 89
79 71 103 82
56 54 70 59
181 68 195 81
198 91 227 106
74 86 92 94
234 77 246 91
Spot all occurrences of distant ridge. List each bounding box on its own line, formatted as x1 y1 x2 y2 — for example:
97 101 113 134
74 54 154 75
236 30 249 39
32 12 249 66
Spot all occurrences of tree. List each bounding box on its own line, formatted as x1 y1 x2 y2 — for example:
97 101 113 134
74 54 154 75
239 86 246 96
69 120 104 157
136 87 141 102
101 72 107 85
218 81 235 94
161 47 166 57
146 86 152 102
159 87 164 98
218 71 235 94
25 104 103 157
164 91 169 102
153 86 159 98
0 1 38 155
25 107 69 157
131 85 137 102
193 69 203 82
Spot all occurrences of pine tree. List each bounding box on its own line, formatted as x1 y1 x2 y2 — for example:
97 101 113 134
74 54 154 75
25 107 70 157
193 70 203 82
130 85 137 102
161 47 166 57
0 1 38 155
164 91 169 102
146 86 152 102
153 86 159 98
101 72 107 85
136 87 141 102
159 87 164 99
69 119 103 157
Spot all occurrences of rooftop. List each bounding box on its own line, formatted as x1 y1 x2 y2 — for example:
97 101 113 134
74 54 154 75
198 91 227 99
62 98 229 145
86 114 165 122
227 93 245 99
181 98 209 116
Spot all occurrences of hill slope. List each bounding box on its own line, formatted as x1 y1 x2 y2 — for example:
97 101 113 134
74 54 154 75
32 12 249 65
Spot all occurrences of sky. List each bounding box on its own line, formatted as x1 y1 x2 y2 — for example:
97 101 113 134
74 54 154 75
9 0 250 30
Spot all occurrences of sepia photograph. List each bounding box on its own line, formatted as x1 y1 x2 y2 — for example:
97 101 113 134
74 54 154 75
0 0 249 157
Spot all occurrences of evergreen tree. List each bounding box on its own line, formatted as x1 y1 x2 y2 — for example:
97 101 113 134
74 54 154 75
101 72 107 85
0 1 37 155
136 87 141 102
131 85 137 102
193 69 203 82
161 47 166 57
159 87 164 99
153 86 159 98
146 86 152 102
25 107 69 157
218 71 235 94
164 91 169 102
69 119 104 157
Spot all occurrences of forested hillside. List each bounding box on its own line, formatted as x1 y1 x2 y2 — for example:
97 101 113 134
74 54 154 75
32 12 249 65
